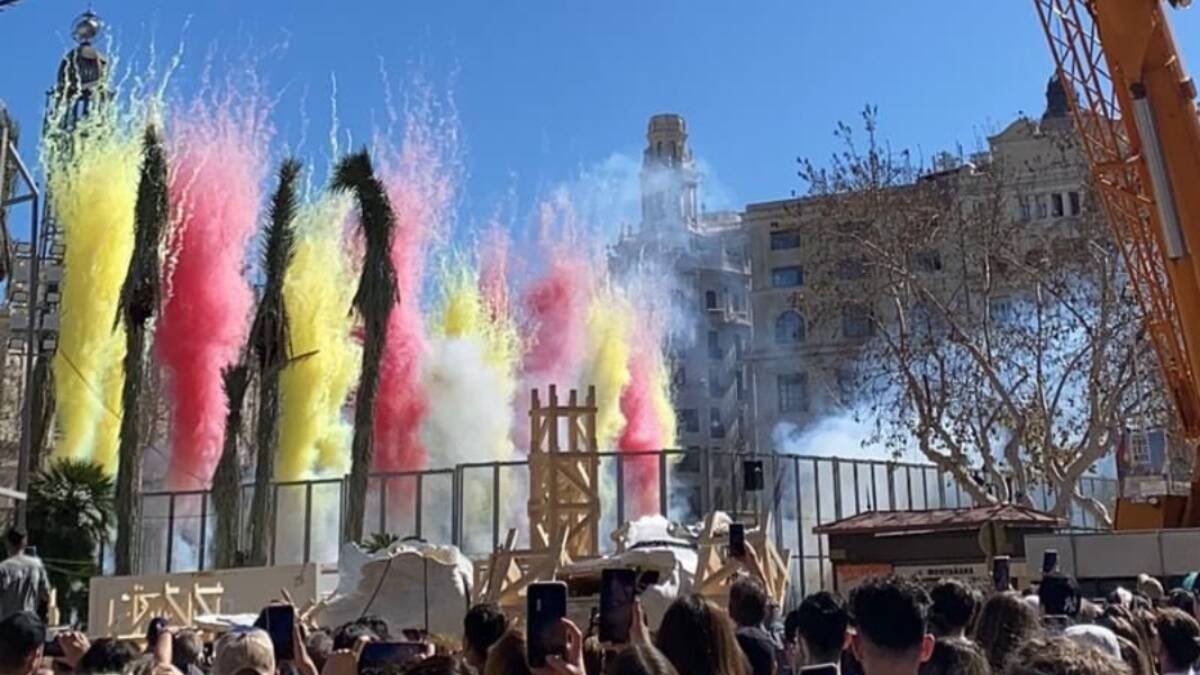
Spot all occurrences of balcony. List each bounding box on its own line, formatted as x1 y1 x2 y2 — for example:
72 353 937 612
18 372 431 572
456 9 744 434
705 304 751 326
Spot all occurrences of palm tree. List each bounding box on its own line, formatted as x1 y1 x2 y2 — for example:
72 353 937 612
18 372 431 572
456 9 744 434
26 458 114 623
333 150 397 543
212 363 250 568
245 159 300 566
112 125 168 575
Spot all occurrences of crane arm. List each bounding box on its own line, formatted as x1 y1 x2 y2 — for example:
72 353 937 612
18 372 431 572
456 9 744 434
1034 0 1200 526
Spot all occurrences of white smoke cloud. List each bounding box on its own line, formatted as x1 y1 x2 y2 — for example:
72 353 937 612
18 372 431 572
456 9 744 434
771 414 920 462
420 335 517 548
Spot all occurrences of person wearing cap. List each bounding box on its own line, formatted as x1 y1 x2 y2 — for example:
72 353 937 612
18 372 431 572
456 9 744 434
0 611 45 675
214 628 276 675
0 529 49 621
1038 573 1081 631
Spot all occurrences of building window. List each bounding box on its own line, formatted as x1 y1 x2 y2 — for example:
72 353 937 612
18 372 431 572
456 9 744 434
771 265 804 288
836 257 867 280
774 311 806 345
733 334 744 359
708 331 722 360
1036 194 1049 219
709 408 726 438
704 290 718 310
672 363 686 388
910 301 945 336
770 230 802 250
835 367 856 405
778 373 809 413
1018 196 1032 222
1069 191 1081 216
1052 193 1065 218
708 368 724 398
735 370 745 402
843 304 874 339
679 409 700 434
913 249 943 273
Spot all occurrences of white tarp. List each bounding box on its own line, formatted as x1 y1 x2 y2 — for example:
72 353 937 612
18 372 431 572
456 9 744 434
316 542 474 637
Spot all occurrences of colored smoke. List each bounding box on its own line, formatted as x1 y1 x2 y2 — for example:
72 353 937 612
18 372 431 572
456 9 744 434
617 324 677 518
583 288 634 449
158 96 268 489
371 95 459 476
45 100 141 471
277 193 361 480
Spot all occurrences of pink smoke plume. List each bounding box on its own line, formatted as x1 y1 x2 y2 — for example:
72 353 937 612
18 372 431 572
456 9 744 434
618 347 667 518
371 96 458 479
504 199 594 455
521 200 591 381
159 97 266 489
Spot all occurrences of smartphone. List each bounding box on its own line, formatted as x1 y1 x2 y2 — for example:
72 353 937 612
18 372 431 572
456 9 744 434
262 605 296 661
358 642 428 672
729 522 747 558
600 569 637 644
800 665 840 675
993 556 1011 592
527 581 568 668
1042 549 1059 575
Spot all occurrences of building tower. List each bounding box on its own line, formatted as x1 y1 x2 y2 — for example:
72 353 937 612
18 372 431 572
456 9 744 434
610 114 754 520
640 114 700 240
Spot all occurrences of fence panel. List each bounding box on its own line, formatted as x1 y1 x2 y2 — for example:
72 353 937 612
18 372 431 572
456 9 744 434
133 452 1119 591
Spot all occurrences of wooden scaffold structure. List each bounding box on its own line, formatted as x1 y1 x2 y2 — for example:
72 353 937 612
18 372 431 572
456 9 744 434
474 385 602 608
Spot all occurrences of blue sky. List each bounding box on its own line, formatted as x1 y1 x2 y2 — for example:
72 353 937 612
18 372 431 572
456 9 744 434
3 1 1200 241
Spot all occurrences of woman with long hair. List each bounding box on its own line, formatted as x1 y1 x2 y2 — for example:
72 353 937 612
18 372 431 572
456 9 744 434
655 594 749 675
973 593 1039 673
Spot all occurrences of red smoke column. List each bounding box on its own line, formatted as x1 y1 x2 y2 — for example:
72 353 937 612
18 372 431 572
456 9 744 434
371 107 457 481
159 101 265 489
618 347 666 518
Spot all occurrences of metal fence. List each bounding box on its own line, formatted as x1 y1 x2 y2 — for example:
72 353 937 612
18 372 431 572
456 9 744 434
131 450 1117 604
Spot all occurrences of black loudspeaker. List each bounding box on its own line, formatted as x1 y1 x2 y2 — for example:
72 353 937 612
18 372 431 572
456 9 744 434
743 460 764 492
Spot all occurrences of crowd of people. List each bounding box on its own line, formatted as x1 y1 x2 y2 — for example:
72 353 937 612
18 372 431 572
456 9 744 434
1 567 1198 675
0 520 1197 675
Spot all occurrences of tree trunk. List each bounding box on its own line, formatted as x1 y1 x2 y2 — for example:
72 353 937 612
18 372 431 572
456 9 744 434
213 366 249 569
345 332 384 544
247 369 280 566
113 326 144 575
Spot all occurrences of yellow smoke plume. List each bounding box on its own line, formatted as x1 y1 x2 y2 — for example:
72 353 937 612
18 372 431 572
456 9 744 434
276 194 361 480
583 288 633 449
46 107 141 470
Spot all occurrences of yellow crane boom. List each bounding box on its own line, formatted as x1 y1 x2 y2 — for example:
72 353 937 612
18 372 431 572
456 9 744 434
1035 0 1200 527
